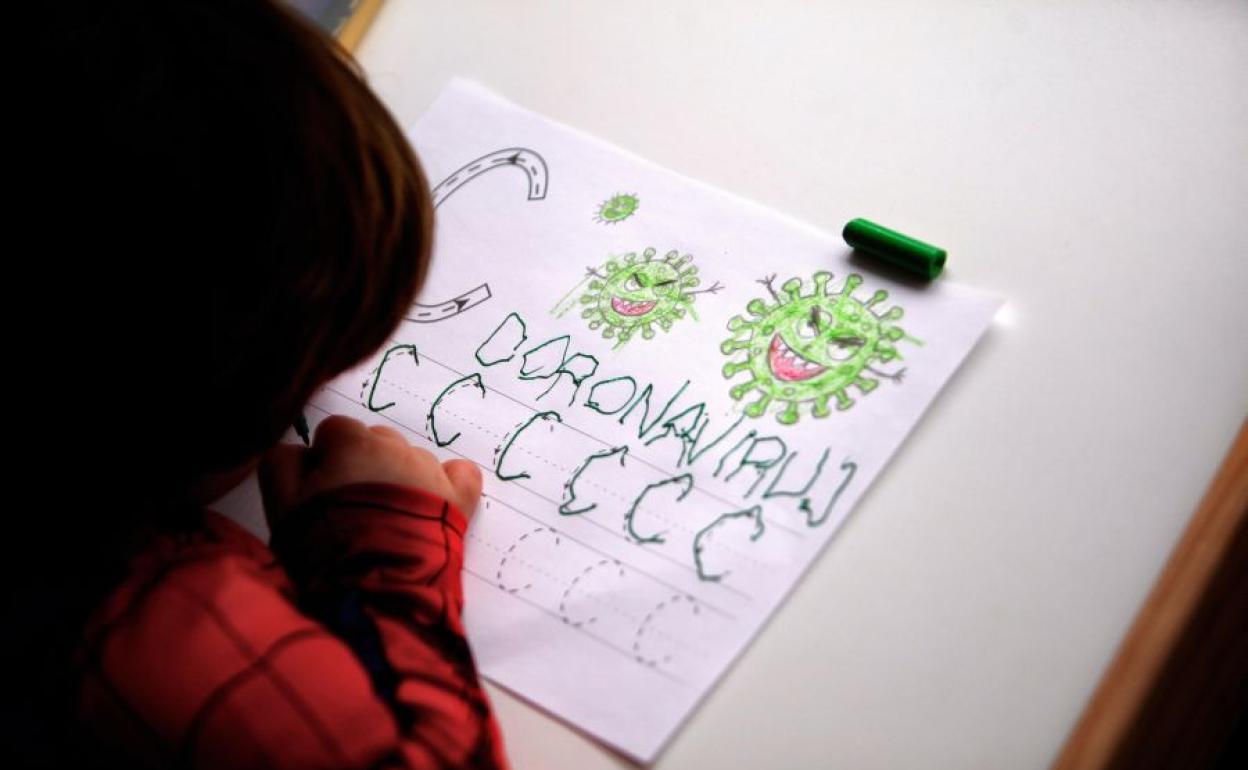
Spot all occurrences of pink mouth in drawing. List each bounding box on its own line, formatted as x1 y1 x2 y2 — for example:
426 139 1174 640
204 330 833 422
768 335 827 382
611 296 657 316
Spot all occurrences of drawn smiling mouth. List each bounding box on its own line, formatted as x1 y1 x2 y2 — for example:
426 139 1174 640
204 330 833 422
611 296 657 316
768 335 827 382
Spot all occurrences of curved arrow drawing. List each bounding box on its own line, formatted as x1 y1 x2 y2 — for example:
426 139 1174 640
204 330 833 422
431 147 549 208
406 147 549 324
406 282 493 324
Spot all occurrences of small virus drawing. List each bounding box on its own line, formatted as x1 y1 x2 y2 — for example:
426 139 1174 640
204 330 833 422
594 193 640 224
720 272 915 424
566 247 722 349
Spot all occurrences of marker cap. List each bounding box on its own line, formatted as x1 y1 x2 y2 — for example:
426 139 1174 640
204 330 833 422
842 218 946 280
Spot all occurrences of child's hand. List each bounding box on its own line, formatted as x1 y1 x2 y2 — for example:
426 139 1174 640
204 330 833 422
259 415 483 529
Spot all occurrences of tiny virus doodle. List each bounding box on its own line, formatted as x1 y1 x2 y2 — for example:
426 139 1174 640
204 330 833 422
720 272 917 424
553 247 723 349
594 193 640 224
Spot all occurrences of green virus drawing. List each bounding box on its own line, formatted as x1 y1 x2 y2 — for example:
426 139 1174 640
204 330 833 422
553 247 722 349
594 192 640 224
720 272 916 424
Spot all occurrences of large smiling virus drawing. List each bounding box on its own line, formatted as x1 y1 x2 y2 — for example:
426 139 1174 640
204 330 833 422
565 247 722 349
720 272 915 424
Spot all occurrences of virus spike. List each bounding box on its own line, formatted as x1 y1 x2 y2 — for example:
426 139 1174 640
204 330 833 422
603 327 614 338
729 379 757 400
777 400 801 425
841 273 863 295
727 315 748 331
866 289 889 309
723 359 752 376
834 389 854 410
746 299 769 317
855 376 879 394
813 271 832 296
882 307 904 322
606 259 621 273
884 327 905 342
781 278 803 302
721 339 751 354
642 325 656 339
642 247 657 261
744 391 772 417
812 393 832 418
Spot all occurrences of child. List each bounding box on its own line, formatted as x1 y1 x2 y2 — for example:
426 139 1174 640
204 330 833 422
21 1 509 767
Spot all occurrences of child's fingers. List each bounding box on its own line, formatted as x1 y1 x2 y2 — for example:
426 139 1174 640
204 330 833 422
442 459 483 517
288 416 478 517
367 424 408 444
311 414 371 453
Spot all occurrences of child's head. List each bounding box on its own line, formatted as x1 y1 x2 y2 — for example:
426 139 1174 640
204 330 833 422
21 3 435 750
60 0 434 497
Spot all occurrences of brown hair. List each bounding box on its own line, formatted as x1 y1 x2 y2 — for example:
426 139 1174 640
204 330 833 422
188 0 434 478
19 1 433 757
58 0 432 485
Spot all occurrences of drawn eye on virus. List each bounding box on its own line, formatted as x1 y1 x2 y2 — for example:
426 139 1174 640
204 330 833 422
720 272 919 424
551 247 723 350
594 192 640 224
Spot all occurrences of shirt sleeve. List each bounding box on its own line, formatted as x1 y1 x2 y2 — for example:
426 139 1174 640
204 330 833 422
76 486 508 770
269 483 509 770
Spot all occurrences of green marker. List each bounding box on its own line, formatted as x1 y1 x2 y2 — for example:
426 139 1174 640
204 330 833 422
842 218 946 280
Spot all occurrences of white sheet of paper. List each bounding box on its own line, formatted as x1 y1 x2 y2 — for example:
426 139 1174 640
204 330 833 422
223 79 1001 763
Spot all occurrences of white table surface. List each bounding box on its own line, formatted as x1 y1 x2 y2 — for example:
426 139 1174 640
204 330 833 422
348 2 1248 767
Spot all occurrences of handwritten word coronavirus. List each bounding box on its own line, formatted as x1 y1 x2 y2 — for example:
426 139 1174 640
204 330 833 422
369 311 858 581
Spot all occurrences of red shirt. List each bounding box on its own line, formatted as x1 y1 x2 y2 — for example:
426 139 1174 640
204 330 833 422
76 483 509 769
